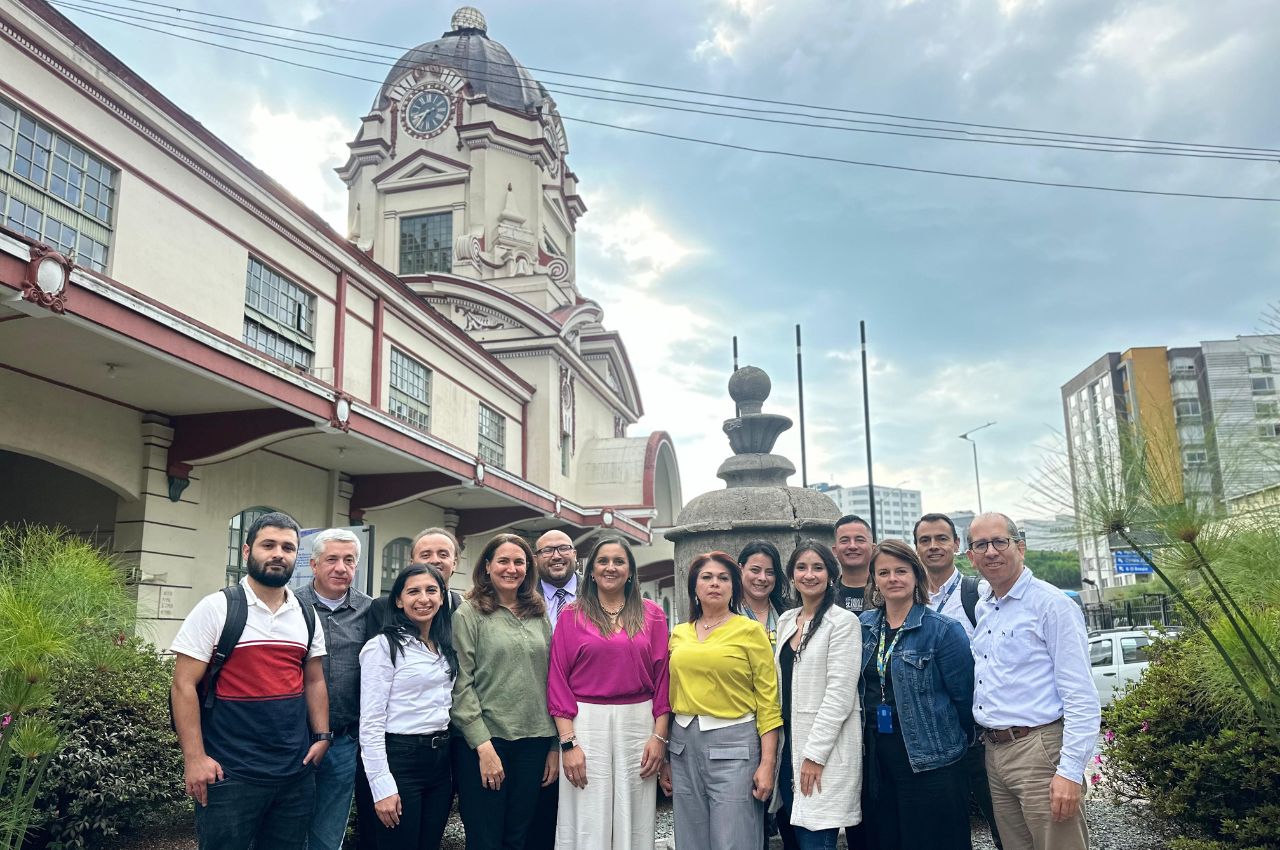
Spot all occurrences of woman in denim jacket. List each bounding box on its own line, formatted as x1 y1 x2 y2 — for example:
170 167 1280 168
858 540 975 850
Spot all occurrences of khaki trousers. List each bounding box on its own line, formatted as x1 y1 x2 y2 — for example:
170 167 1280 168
984 721 1088 850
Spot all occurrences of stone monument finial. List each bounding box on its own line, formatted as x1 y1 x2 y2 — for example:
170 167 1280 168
728 365 770 415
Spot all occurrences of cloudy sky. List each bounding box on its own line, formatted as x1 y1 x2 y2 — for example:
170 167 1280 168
54 0 1280 519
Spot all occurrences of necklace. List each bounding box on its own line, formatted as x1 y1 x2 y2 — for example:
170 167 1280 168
698 613 730 631
602 604 624 617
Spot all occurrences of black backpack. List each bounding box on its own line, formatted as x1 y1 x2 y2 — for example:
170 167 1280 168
170 584 316 729
959 575 980 628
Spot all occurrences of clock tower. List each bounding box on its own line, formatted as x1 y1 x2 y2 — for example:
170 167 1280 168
337 6 583 315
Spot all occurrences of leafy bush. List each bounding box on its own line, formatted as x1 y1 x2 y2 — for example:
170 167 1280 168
23 638 186 850
1101 635 1280 849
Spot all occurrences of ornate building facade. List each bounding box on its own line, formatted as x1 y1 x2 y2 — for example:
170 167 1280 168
0 2 682 645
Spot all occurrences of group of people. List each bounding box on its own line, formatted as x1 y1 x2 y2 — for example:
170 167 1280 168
170 509 1100 850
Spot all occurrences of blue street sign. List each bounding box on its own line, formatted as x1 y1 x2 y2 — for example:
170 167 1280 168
1114 550 1154 574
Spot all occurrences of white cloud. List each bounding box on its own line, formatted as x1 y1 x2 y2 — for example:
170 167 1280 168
240 101 350 231
693 0 774 60
576 193 730 498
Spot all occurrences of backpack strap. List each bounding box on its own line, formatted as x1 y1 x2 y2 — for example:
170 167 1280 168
960 575 980 628
299 594 317 657
201 585 248 711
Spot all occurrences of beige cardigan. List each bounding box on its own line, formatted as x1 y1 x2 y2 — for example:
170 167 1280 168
771 605 863 831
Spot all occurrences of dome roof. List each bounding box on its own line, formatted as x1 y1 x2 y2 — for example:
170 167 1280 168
376 7 549 115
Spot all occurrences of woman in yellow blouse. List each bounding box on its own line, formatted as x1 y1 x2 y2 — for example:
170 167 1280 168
659 551 781 850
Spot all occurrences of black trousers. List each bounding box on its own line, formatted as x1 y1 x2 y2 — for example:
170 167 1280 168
872 729 971 850
453 736 552 850
965 741 1002 849
374 733 453 850
526 776 557 850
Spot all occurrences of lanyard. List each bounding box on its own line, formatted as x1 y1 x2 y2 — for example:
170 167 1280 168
934 572 961 613
876 613 903 704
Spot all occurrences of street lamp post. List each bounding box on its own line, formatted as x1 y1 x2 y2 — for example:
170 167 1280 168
958 422 996 514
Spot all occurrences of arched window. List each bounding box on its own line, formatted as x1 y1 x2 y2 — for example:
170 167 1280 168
227 506 274 586
381 537 413 594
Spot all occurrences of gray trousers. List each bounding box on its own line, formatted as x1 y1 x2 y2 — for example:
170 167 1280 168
669 718 763 850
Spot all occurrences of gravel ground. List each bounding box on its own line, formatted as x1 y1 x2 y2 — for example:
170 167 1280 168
113 794 1181 849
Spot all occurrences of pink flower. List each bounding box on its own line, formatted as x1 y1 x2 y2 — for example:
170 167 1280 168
0 714 10 729
1140 721 1150 733
1090 772 1102 786
1104 729 1116 743
1094 754 1104 765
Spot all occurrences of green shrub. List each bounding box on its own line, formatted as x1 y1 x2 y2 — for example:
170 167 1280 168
1102 635 1280 849
23 638 186 850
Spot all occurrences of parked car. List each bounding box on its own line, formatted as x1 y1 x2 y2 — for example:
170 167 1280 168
1088 626 1182 706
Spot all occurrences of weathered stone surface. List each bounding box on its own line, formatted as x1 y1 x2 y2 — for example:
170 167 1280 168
665 366 840 617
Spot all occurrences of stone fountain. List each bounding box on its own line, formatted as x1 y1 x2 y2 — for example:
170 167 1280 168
664 366 841 619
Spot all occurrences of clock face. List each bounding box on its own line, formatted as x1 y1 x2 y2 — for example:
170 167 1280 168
404 88 452 138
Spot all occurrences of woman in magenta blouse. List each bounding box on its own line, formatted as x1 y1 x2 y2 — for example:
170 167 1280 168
547 536 671 850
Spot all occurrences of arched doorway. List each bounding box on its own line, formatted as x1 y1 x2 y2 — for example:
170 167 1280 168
0 449 121 548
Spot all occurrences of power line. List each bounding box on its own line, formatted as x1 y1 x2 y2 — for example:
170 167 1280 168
55 0 1280 158
49 3 1280 202
48 0 1280 164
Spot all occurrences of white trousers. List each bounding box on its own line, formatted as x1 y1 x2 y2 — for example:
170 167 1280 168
555 699 658 850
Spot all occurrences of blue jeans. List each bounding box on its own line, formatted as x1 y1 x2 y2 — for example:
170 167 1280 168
309 732 358 850
195 772 315 850
794 825 838 850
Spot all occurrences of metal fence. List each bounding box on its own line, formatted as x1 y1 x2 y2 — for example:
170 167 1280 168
1082 595 1181 632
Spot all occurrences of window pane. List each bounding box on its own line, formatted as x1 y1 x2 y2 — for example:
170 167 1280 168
6 197 42 240
478 403 505 468
14 115 52 187
244 257 314 338
381 538 412 591
1090 640 1113 667
43 213 78 255
389 348 431 431
1120 636 1150 664
399 212 452 274
243 317 314 369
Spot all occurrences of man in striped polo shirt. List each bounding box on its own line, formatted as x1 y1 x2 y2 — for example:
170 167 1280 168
171 511 331 850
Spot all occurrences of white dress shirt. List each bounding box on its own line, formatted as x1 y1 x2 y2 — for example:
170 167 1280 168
971 567 1100 782
359 633 453 802
928 569 990 640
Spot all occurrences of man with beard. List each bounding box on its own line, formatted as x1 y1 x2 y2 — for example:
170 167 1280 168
528 529 580 850
294 528 372 850
171 511 330 850
833 514 873 614
535 529 578 629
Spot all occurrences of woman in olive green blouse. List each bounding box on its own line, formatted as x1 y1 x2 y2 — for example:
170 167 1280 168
451 533 558 850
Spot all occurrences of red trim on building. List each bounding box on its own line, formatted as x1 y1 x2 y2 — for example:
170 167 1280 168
334 271 348 391
371 298 384 408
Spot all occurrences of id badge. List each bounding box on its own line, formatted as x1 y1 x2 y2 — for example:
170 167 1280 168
876 703 894 734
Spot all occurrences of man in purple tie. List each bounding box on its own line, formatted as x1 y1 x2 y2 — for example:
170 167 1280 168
529 529 579 850
536 530 579 630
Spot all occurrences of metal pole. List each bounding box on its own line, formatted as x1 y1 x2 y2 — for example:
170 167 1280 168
732 336 740 418
971 440 983 513
796 324 808 488
860 321 877 541
959 421 996 515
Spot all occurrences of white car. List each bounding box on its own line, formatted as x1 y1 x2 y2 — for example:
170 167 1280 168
1088 627 1181 706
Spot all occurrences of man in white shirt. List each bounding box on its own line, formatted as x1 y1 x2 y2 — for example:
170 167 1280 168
535 529 578 630
915 513 1001 849
969 513 1100 850
170 511 330 850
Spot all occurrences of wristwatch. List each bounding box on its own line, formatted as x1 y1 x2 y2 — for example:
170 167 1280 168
311 731 335 743
559 736 577 752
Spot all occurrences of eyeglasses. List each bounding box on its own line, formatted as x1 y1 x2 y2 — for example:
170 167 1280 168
969 537 1016 554
536 544 576 557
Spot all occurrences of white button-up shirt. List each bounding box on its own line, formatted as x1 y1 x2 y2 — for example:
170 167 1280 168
971 567 1100 782
928 569 989 640
358 634 453 802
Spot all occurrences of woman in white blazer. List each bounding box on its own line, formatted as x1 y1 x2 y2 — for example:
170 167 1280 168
771 540 863 850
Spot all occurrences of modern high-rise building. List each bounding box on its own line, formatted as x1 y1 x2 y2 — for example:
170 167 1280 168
1061 335 1280 593
809 483 923 541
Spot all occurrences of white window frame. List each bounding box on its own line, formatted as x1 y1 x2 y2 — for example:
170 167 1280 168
477 403 506 469
389 347 432 432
